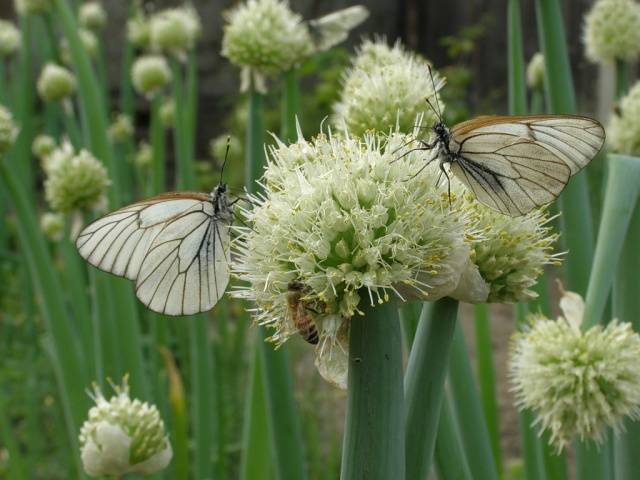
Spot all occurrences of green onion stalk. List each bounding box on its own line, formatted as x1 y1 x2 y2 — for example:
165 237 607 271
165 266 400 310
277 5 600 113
341 299 405 480
404 299 458 479
613 209 640 478
54 0 149 402
240 345 273 480
509 1 562 475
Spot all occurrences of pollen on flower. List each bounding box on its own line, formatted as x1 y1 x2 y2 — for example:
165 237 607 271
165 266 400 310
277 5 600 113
333 39 445 136
509 291 640 451
79 376 172 477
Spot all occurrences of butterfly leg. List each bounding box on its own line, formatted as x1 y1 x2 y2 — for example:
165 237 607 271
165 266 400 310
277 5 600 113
439 161 452 208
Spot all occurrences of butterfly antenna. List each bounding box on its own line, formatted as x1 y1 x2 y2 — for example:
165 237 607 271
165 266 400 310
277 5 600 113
427 65 443 122
219 136 231 184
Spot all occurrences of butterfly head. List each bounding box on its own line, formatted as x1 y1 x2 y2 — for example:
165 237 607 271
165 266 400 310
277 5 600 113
433 121 449 145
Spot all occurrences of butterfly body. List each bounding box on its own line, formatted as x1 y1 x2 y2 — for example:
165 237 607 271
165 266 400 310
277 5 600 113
77 182 233 316
420 114 605 216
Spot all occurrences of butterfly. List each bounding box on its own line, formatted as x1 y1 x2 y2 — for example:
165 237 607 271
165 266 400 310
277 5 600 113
308 5 369 52
414 70 605 216
76 182 233 316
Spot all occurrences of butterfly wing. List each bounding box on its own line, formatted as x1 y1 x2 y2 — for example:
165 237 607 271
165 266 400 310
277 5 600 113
76 192 231 315
135 200 230 316
308 6 369 51
448 115 605 216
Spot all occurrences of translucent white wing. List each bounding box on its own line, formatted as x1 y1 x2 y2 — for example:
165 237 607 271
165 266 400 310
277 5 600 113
448 115 605 216
76 192 230 315
135 201 230 316
308 6 368 51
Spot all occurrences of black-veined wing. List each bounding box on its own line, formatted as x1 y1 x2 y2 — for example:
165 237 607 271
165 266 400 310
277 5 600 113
308 6 369 51
448 115 605 216
76 191 231 315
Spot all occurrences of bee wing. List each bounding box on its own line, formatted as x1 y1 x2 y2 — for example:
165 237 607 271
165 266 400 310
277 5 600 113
449 115 605 216
76 192 231 315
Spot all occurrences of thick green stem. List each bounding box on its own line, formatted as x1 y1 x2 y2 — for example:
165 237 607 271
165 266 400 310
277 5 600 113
240 345 273 480
576 439 611 480
171 59 196 190
474 304 502 473
190 317 215 480
150 95 166 195
615 59 628 100
260 328 308 480
0 159 88 442
11 16 35 200
507 0 526 116
448 323 499 480
582 155 640 330
535 0 593 295
341 300 405 480
404 299 458 480
434 397 473 480
281 68 300 142
245 85 265 191
612 158 640 478
54 0 117 204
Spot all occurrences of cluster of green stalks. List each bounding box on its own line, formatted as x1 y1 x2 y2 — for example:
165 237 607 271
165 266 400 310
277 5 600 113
1 1 640 479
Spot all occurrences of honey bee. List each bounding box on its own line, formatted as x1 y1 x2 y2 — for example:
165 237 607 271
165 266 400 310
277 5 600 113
286 283 319 345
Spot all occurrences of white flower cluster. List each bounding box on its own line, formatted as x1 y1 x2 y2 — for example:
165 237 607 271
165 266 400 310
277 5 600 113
333 39 445 136
609 80 640 155
0 105 17 155
510 291 640 451
37 63 76 103
44 141 110 213
583 0 640 63
149 6 201 60
221 0 367 91
232 123 564 385
79 378 172 477
0 20 20 57
526 52 545 90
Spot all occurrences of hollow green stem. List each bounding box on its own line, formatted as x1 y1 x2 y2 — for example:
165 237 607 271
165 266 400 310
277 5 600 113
281 68 300 142
434 397 473 480
535 0 593 294
474 304 502 473
240 345 273 480
405 299 458 480
507 0 526 116
612 157 640 478
615 59 628 100
150 95 166 195
448 323 499 480
582 155 640 330
259 328 308 480
341 300 404 480
0 158 88 442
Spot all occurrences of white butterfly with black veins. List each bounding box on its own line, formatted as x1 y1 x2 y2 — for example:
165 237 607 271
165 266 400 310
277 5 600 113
76 183 233 316
414 70 606 216
308 5 369 52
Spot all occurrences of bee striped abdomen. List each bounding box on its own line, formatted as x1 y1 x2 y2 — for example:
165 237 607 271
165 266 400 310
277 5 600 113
286 287 319 345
